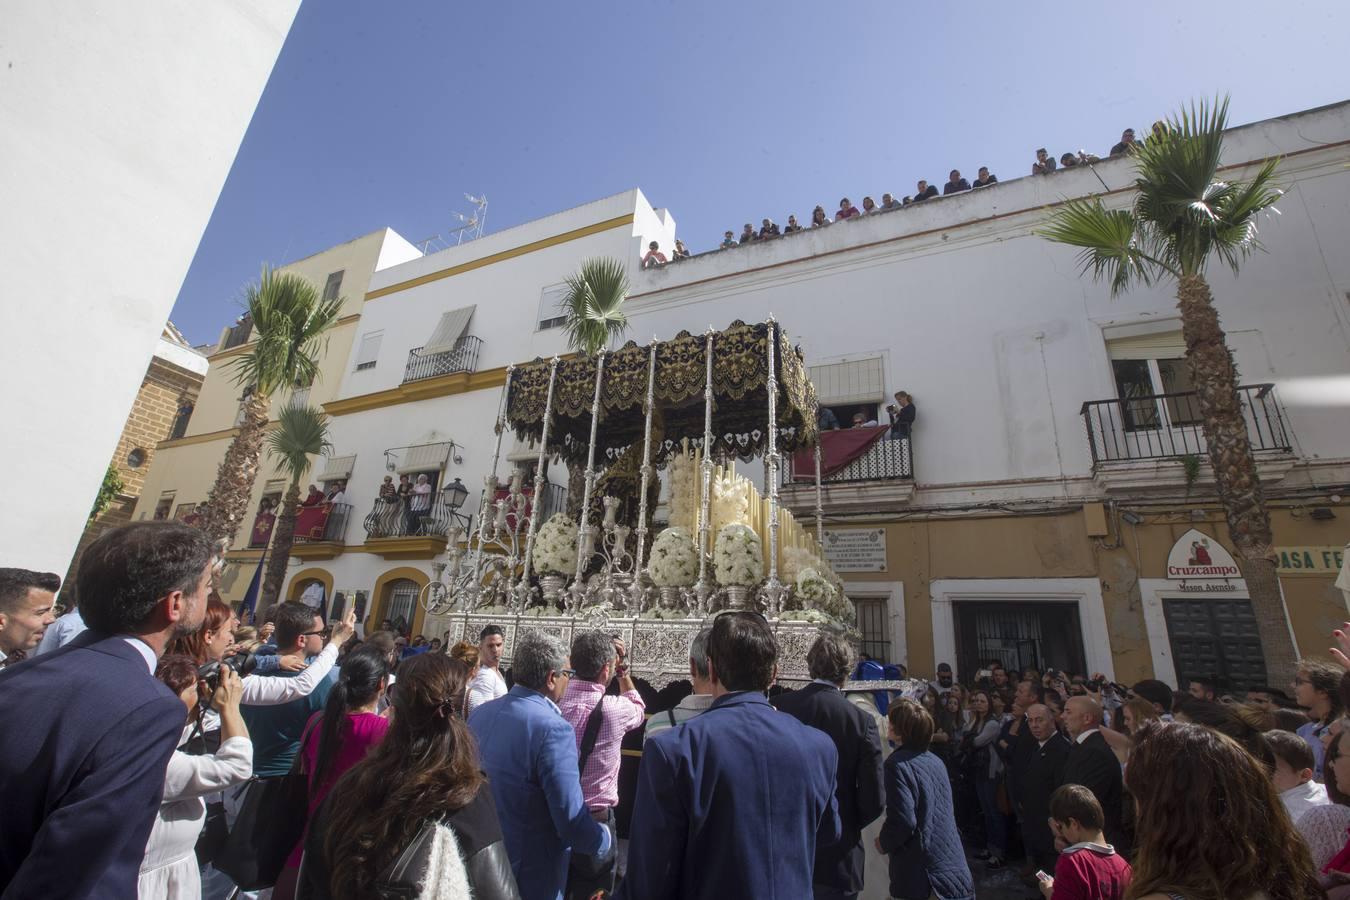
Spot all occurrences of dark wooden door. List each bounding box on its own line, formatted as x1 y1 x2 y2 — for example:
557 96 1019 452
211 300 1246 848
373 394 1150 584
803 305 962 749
1163 596 1268 692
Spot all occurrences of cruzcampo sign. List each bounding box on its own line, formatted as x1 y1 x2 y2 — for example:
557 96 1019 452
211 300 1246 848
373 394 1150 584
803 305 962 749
1166 529 1241 580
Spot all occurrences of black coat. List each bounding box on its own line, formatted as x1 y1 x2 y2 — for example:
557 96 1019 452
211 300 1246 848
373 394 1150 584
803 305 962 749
1060 731 1128 853
772 683 886 893
1017 733 1072 851
297 784 519 900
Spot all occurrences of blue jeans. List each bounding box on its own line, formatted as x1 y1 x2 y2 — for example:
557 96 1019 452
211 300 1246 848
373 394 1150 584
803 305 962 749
974 775 1007 856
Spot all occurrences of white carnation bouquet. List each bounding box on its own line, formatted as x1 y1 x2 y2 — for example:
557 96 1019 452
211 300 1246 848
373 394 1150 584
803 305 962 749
709 472 750 535
795 567 837 605
714 523 763 586
531 513 578 576
649 527 699 587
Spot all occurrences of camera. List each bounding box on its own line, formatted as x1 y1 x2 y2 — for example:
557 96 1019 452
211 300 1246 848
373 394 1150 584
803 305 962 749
197 653 257 709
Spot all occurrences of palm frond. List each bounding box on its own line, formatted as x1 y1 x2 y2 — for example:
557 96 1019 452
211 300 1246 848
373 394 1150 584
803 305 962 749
559 257 631 356
1038 198 1165 295
266 404 332 484
229 266 345 395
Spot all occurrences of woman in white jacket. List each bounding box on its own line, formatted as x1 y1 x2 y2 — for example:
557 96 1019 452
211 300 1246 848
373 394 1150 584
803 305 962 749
140 655 253 899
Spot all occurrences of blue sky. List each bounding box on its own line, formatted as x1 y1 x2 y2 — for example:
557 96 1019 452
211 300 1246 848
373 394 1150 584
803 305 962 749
171 0 1350 345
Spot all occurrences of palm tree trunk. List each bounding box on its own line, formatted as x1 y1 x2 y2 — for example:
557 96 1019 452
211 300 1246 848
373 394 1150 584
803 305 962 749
259 481 300 610
200 392 271 547
1176 273 1296 683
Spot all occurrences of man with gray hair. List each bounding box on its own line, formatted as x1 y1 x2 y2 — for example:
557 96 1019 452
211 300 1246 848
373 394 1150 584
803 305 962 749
469 629 611 900
772 628 885 900
645 627 715 741
558 630 645 899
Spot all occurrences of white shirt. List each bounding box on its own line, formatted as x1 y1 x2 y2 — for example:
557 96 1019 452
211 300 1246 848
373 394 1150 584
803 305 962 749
35 609 87 655
120 636 158 674
1281 779 1330 824
1075 727 1100 744
239 643 339 706
466 665 507 714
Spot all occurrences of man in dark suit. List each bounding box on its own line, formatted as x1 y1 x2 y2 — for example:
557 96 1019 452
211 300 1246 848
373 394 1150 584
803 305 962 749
1060 695 1129 855
1017 703 1072 874
772 630 884 900
618 612 841 900
0 522 215 899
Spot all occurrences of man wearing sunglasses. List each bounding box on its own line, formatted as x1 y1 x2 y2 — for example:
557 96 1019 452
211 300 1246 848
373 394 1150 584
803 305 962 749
620 611 842 900
240 603 340 778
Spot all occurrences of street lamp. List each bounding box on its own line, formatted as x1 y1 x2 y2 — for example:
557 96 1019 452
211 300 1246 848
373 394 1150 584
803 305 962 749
442 477 471 531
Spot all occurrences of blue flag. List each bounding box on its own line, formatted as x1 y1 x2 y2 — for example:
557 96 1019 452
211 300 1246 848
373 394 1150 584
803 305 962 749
239 553 266 621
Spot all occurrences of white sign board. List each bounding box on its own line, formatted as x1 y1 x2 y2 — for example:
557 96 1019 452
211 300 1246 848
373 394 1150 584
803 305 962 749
1166 528 1240 580
823 528 887 572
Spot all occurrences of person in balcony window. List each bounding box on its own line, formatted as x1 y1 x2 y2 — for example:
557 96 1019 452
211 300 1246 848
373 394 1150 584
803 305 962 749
888 392 916 440
327 481 347 506
811 205 830 228
407 474 433 535
378 475 396 499
836 197 861 220
852 411 879 428
818 406 841 432
302 484 324 507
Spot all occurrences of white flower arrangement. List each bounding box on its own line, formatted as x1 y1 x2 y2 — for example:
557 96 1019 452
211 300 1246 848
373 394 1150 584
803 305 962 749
778 607 833 625
714 523 763 586
709 472 750 535
532 513 578 576
649 527 699 587
666 451 697 532
795 567 837 605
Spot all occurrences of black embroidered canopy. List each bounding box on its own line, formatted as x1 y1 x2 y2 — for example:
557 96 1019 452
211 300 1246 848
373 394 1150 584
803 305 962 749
505 320 819 466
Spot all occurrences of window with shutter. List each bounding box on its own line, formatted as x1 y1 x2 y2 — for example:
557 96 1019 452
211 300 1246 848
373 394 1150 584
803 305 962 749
538 283 569 330
808 357 886 405
355 332 383 371
323 271 344 302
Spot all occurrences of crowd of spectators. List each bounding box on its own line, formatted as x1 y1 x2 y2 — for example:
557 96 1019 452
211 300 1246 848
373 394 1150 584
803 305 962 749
4 522 1347 900
640 121 1170 267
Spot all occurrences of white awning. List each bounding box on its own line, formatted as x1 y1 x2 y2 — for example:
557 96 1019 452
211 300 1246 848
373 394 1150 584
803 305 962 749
396 442 452 474
316 454 357 482
263 479 288 495
423 305 476 355
809 356 885 405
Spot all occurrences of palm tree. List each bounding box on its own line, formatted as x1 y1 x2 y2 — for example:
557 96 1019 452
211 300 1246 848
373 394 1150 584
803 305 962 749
1039 97 1293 679
258 404 332 609
198 266 344 546
558 257 631 516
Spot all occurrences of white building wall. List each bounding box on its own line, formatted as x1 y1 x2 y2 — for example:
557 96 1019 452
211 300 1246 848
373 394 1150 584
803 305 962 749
1 0 300 572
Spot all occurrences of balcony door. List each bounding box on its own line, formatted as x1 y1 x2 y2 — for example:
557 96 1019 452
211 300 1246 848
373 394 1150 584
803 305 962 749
1110 356 1206 456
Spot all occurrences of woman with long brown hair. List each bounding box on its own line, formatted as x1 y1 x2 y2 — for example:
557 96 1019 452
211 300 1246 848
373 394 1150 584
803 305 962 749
298 653 519 899
1124 720 1325 900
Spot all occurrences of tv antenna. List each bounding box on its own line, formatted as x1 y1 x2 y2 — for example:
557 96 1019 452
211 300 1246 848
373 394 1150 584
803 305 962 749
409 193 490 255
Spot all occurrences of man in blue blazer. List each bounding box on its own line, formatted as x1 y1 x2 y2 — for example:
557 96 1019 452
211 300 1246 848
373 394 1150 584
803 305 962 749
618 612 842 900
0 522 215 899
469 629 610 900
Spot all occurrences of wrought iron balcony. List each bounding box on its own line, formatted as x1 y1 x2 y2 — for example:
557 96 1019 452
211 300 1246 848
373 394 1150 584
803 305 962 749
402 335 483 384
784 434 915 483
363 493 466 540
1081 383 1292 465
476 482 568 531
294 501 353 544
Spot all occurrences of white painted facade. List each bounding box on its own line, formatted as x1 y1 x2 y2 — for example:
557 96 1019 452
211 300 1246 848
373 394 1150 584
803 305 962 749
130 100 1350 672
1 1 301 573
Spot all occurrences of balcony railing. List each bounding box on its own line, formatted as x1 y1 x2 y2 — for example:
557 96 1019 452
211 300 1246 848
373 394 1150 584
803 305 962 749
1081 383 1292 464
402 335 483 384
363 493 468 540
477 482 569 531
294 502 353 544
784 435 914 484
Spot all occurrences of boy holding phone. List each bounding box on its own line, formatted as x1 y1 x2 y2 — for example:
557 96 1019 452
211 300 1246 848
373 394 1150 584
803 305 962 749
1038 784 1131 899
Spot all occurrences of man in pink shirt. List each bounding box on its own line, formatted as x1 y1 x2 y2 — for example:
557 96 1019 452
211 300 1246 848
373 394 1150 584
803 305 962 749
558 630 646 899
